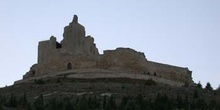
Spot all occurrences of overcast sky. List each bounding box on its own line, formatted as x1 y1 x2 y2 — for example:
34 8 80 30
0 0 219 88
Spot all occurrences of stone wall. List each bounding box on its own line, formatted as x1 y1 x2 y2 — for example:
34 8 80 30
38 36 60 64
25 45 193 84
18 68 184 87
96 48 147 73
83 36 99 56
95 48 192 84
146 61 192 84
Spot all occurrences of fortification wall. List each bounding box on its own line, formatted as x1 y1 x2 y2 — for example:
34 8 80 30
25 46 192 84
31 47 148 77
96 48 148 73
17 68 184 87
146 61 192 84
26 56 96 78
83 36 99 56
38 36 60 64
95 48 192 84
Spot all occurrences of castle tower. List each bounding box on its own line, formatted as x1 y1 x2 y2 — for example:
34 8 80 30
61 15 86 55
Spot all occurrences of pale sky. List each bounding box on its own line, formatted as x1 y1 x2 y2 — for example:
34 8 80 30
0 0 220 88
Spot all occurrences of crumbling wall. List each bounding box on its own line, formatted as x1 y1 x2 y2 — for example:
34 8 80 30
146 61 193 84
96 48 192 84
83 35 99 56
38 36 59 64
97 48 148 73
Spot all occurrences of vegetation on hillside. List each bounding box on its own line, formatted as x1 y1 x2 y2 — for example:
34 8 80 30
0 91 220 110
0 78 220 110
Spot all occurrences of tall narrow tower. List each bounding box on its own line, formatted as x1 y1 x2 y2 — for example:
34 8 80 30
61 15 86 55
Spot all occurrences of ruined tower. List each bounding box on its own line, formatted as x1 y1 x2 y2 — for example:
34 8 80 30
25 15 99 78
61 15 86 55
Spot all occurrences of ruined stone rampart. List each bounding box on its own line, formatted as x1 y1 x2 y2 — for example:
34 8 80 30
146 61 192 83
95 48 192 84
21 15 193 85
97 48 147 73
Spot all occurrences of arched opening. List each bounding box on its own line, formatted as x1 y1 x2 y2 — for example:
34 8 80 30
67 62 72 70
32 70 35 75
31 70 35 77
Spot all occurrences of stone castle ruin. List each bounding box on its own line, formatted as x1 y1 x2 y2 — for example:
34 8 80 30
17 15 193 86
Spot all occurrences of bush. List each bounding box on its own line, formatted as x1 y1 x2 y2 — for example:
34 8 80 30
34 79 45 84
105 95 116 110
217 85 220 91
34 95 44 110
193 89 199 99
56 78 61 83
184 82 189 87
197 81 202 89
144 79 157 86
18 93 28 109
205 82 213 91
121 85 125 90
7 93 17 107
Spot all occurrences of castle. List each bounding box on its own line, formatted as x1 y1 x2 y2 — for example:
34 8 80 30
16 15 193 86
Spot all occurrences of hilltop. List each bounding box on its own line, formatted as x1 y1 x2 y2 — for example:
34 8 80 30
0 15 219 110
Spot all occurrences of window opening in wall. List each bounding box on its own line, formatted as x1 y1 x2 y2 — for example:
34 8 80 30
56 42 62 49
67 63 72 70
32 70 35 76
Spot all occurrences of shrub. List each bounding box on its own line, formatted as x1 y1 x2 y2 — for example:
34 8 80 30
217 85 220 91
184 82 189 87
121 85 125 89
205 82 213 91
56 78 61 83
105 95 116 110
7 93 17 107
18 93 28 109
34 79 45 84
197 81 202 89
193 89 199 99
144 79 156 86
34 95 44 110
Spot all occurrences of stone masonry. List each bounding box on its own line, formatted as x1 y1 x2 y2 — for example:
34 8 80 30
22 15 193 85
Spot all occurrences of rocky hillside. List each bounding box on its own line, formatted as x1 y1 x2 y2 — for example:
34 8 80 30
0 77 220 110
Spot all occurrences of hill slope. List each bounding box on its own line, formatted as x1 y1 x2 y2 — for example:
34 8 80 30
0 77 220 110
